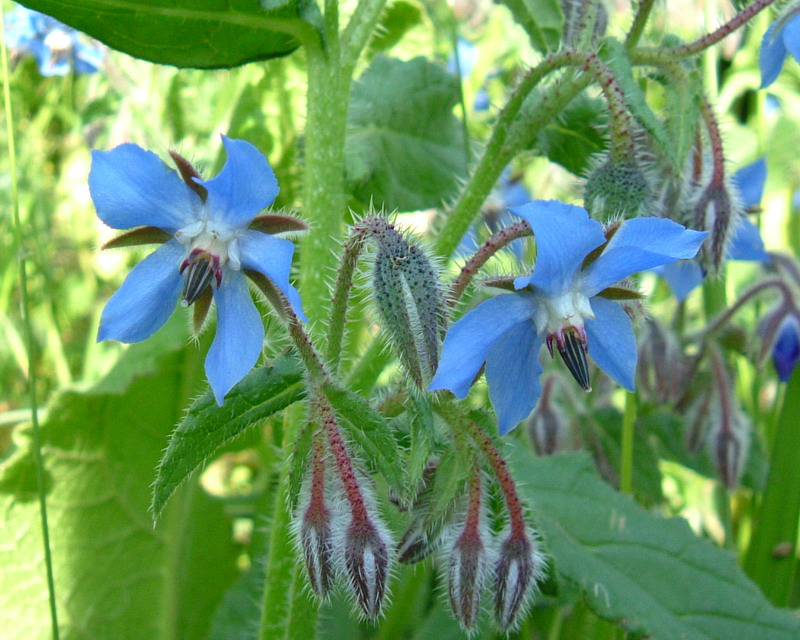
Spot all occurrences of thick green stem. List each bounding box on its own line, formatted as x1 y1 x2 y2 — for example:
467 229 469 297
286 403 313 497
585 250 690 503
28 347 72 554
625 0 656 49
299 50 351 329
1 10 60 640
435 71 589 259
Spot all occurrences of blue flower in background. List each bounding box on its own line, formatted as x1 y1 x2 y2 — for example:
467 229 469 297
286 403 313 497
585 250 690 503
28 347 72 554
90 136 305 404
447 37 490 112
430 201 706 434
759 6 800 88
658 159 771 301
5 6 103 76
773 316 800 382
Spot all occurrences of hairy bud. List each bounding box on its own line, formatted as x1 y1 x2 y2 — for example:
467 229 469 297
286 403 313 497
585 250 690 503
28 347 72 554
299 502 335 600
637 319 686 404
584 158 651 221
691 182 736 275
343 516 392 620
445 465 488 631
397 459 449 564
526 377 565 455
370 220 444 388
493 530 544 631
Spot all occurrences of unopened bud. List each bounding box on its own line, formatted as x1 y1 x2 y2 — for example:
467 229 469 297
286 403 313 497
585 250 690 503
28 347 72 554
299 503 335 600
370 221 444 388
637 319 686 404
344 517 391 620
584 158 651 222
526 377 564 455
711 417 750 490
763 313 800 382
493 530 544 631
448 527 488 630
692 182 735 275
684 385 713 455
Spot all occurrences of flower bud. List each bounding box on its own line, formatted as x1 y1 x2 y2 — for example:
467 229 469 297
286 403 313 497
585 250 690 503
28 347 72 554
493 530 545 631
762 312 800 382
691 182 736 275
445 465 488 631
583 158 651 222
448 527 488 630
299 501 335 600
343 516 392 620
397 459 448 564
370 221 444 388
526 377 565 455
637 318 686 404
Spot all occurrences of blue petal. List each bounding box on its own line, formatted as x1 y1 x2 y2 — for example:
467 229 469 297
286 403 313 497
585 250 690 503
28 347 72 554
206 271 265 404
97 240 183 343
728 217 770 263
585 297 637 390
760 21 788 88
200 137 279 229
485 322 543 435
656 259 705 302
73 40 104 74
731 159 766 209
283 283 308 323
429 293 538 398
89 145 199 233
783 13 800 64
238 230 304 318
773 317 800 382
501 179 530 208
582 218 707 296
509 201 605 294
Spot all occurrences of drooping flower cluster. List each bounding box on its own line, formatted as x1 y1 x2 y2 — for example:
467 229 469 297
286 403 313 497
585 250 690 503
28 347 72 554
5 6 104 76
430 201 706 433
90 136 305 404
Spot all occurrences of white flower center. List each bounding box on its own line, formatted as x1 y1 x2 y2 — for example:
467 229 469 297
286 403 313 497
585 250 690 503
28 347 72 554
175 219 242 271
533 290 594 335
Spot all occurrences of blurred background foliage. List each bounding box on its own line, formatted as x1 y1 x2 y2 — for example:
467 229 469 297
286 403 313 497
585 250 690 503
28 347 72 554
3 0 800 638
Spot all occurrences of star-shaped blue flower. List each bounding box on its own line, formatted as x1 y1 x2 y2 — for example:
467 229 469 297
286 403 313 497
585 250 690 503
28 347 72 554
430 201 706 434
90 136 305 404
658 159 771 301
5 7 104 76
759 7 800 88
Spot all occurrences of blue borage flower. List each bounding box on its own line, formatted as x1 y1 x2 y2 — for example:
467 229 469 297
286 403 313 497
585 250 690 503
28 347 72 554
759 3 800 88
658 159 771 301
5 6 104 76
430 201 706 434
90 136 306 404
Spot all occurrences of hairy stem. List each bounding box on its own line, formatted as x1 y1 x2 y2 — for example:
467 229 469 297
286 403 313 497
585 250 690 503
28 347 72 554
625 0 657 48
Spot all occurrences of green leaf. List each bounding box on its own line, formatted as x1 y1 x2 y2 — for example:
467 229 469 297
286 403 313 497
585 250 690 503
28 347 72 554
0 318 240 640
536 92 606 175
598 38 674 166
346 56 467 212
510 447 800 640
662 65 702 169
406 395 435 500
321 382 406 491
500 0 564 53
745 369 800 606
152 353 306 519
368 1 424 56
19 0 315 69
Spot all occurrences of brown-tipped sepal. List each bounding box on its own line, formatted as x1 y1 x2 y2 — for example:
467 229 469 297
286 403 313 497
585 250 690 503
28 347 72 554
169 150 208 202
102 226 171 250
300 503 336 600
249 213 309 235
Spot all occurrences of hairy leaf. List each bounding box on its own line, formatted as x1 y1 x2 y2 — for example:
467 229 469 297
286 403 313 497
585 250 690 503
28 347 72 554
512 448 800 640
346 56 467 212
501 0 564 53
321 382 405 492
152 353 306 518
536 92 606 175
0 318 239 640
19 0 318 68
